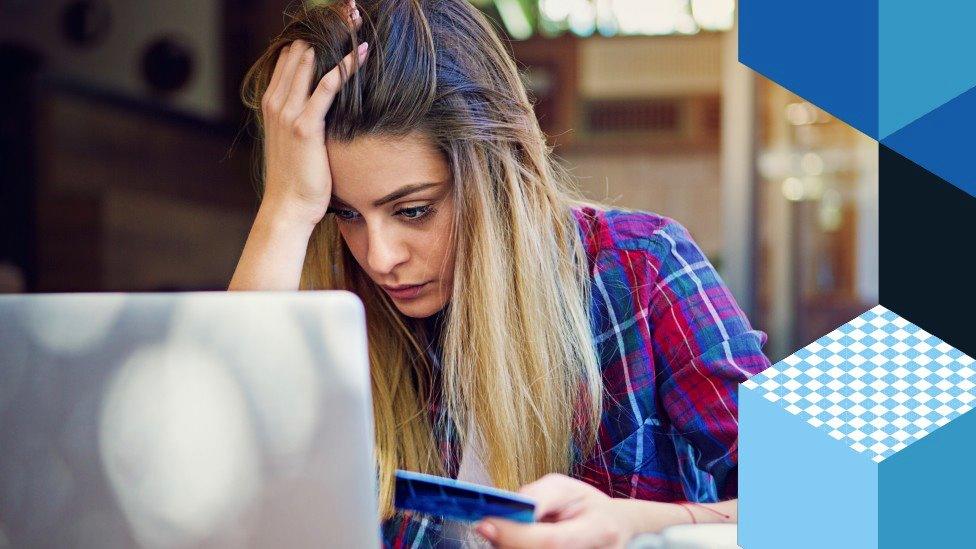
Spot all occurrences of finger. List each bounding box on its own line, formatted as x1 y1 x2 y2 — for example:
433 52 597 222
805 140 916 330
298 42 368 124
270 40 309 108
346 0 362 30
264 44 291 101
517 474 588 519
477 519 555 549
282 45 318 115
478 518 593 549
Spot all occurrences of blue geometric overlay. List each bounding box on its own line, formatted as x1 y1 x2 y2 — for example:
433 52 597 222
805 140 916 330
739 0 878 138
878 2 976 139
740 387 879 549
882 84 976 198
739 305 976 548
879 408 976 549
740 3 976 546
740 1 976 197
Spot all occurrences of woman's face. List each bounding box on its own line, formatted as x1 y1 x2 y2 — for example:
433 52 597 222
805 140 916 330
326 132 456 319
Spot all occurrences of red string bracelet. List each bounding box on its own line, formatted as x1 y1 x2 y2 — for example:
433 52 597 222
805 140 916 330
677 502 697 524
686 501 733 521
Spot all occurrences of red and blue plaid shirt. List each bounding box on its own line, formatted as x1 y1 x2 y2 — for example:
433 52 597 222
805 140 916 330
382 207 771 547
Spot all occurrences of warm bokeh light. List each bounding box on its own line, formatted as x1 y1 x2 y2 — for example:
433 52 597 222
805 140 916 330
690 0 735 31
495 0 534 39
499 0 736 38
819 188 844 231
781 177 805 202
801 152 825 176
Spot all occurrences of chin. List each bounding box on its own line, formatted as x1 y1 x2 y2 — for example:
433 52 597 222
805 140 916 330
389 292 447 319
392 300 440 319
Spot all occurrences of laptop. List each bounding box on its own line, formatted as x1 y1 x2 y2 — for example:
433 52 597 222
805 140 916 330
0 291 379 548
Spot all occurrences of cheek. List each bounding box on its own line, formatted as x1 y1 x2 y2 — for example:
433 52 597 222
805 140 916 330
337 225 368 265
427 213 456 282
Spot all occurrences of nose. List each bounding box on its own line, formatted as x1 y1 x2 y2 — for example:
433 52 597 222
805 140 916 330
365 222 409 275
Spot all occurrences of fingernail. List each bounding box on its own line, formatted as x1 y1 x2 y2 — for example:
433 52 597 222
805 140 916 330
358 42 369 54
476 522 497 541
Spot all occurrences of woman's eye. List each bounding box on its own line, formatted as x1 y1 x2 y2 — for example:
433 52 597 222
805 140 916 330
328 207 360 221
397 205 432 220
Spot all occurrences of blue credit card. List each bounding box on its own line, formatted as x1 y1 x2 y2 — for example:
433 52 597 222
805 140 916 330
394 470 536 523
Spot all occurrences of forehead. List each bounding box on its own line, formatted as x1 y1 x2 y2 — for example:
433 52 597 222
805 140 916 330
326 133 451 202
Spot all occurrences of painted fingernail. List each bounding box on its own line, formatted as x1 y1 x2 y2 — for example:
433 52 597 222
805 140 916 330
358 42 369 54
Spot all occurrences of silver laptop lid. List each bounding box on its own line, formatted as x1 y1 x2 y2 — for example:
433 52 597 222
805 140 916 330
0 291 378 549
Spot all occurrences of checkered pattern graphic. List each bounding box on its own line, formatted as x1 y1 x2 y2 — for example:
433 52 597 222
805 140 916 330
743 305 976 463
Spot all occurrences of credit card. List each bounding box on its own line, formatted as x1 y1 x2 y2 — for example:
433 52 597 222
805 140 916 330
394 469 536 523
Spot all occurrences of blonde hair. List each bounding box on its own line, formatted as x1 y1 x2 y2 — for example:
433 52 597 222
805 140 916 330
242 0 602 518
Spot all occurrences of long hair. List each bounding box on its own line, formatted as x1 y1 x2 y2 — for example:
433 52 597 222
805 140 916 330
242 0 602 518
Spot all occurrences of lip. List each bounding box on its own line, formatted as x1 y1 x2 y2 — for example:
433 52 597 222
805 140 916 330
381 282 429 300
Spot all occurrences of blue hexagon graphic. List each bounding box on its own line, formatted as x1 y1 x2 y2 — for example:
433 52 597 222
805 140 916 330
740 1 976 198
739 305 976 549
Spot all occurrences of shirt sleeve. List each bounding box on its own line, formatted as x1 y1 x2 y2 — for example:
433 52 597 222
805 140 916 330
643 219 771 499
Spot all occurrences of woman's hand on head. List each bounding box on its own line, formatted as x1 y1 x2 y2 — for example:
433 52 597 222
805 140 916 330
259 1 367 228
475 474 635 549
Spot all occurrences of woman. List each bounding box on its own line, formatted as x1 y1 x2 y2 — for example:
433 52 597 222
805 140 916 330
230 0 770 547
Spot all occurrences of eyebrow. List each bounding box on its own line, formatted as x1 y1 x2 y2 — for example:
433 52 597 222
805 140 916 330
332 181 445 209
372 182 443 207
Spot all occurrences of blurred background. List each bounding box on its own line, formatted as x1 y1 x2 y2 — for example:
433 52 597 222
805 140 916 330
0 0 877 361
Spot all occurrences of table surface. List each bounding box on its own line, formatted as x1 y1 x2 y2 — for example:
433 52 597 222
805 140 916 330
628 524 740 549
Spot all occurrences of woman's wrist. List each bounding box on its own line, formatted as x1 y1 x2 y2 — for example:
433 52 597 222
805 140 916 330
611 498 737 537
227 198 321 291
612 499 686 537
256 196 324 237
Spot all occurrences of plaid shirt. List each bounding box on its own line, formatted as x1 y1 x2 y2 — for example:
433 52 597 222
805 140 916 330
382 207 771 547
